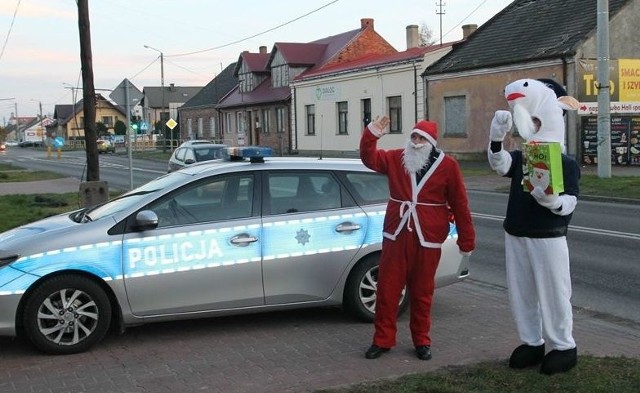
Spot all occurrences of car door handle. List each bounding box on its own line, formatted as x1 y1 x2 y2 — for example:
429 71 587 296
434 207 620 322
335 222 361 233
230 234 258 246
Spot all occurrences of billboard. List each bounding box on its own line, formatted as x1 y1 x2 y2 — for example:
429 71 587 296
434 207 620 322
577 59 640 114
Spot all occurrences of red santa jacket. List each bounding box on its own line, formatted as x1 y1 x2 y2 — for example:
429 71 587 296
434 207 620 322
360 127 475 252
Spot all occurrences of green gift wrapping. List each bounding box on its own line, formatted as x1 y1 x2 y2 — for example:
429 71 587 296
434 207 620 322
522 142 564 195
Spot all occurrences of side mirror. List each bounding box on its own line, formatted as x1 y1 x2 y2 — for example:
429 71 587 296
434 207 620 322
134 210 159 230
185 159 195 165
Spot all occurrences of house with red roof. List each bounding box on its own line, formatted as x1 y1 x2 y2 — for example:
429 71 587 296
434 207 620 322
215 18 397 155
291 24 474 156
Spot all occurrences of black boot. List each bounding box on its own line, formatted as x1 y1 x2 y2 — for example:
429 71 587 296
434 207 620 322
365 344 390 359
509 344 545 368
415 345 432 360
540 347 577 375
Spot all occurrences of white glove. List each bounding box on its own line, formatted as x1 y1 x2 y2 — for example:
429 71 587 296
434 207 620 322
368 116 390 138
490 110 513 142
531 186 562 210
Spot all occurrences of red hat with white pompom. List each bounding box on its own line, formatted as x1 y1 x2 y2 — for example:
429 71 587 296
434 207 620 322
411 120 438 147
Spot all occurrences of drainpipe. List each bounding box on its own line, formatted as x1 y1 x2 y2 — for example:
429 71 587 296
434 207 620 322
413 61 418 123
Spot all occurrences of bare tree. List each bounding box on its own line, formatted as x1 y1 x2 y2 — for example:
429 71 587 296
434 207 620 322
77 0 99 181
419 23 436 47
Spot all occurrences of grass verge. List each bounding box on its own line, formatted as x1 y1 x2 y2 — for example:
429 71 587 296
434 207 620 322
0 163 65 182
316 355 640 393
0 193 82 232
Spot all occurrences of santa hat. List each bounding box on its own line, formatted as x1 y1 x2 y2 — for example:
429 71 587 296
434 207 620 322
411 120 438 146
532 162 548 171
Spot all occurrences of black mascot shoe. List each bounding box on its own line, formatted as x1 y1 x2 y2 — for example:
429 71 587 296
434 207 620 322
365 344 390 359
540 347 578 375
415 345 432 360
509 344 545 368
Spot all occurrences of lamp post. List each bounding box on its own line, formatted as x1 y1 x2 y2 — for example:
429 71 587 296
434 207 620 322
144 45 168 151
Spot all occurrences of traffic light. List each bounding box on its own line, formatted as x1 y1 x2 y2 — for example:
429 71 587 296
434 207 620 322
131 121 140 134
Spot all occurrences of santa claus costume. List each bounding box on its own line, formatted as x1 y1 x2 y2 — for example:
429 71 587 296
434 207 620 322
360 118 475 360
487 78 581 375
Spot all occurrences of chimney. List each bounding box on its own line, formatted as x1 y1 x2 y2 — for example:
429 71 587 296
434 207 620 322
259 46 267 54
406 25 419 49
361 18 374 30
462 24 478 39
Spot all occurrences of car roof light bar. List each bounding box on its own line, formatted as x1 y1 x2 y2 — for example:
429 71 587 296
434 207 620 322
224 146 273 163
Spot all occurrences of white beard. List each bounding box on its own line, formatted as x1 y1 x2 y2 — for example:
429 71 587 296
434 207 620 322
512 103 536 141
402 140 431 174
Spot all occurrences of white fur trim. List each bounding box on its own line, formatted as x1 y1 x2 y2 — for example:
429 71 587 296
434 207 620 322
411 129 437 147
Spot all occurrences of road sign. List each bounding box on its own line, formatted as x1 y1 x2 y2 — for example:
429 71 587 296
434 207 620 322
166 118 177 130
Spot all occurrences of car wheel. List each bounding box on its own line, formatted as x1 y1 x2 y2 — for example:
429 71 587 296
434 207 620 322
343 255 408 322
22 275 112 355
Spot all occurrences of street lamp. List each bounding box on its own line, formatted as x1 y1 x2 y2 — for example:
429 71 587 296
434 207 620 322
144 44 168 151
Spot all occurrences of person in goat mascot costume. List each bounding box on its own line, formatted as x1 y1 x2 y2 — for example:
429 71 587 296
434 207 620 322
488 78 580 375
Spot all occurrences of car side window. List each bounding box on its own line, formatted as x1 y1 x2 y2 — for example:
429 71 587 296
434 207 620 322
266 172 341 215
343 172 389 205
175 148 187 162
148 174 254 228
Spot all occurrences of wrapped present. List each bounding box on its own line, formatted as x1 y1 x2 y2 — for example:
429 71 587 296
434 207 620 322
522 142 564 194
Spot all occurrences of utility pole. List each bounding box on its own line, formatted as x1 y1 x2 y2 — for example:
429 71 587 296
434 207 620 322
596 0 611 178
436 1 445 46
77 0 99 182
144 45 167 151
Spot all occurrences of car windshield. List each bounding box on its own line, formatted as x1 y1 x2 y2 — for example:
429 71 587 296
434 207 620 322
82 172 192 221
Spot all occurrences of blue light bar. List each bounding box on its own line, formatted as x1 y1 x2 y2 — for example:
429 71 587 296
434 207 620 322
224 146 273 163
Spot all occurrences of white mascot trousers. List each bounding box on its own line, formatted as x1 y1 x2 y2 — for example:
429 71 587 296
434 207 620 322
504 233 576 350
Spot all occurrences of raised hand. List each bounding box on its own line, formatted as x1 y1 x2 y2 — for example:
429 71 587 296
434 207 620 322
490 110 513 142
369 115 390 137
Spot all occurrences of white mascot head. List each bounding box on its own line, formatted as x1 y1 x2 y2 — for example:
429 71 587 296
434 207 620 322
504 78 579 152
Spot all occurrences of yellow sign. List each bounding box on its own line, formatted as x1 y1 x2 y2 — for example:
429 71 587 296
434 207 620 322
166 118 177 130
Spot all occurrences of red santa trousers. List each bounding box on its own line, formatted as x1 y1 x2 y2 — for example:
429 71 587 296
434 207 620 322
372 229 441 348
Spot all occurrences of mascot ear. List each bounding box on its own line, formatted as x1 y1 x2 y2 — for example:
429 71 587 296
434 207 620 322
557 96 579 111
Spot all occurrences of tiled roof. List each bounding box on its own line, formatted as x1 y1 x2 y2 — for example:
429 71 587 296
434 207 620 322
239 53 270 73
423 0 631 75
215 77 290 109
181 62 239 108
270 43 327 67
299 43 457 80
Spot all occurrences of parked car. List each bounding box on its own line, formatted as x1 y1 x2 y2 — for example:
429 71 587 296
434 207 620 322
97 139 116 154
167 142 227 172
0 147 470 354
18 140 43 148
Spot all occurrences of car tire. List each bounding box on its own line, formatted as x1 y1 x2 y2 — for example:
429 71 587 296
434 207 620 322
343 254 408 323
22 275 112 355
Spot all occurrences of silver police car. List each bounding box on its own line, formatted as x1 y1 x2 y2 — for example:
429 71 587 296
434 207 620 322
0 147 469 354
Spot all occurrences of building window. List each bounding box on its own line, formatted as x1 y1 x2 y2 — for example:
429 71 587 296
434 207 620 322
237 112 244 134
337 101 348 135
361 98 371 129
444 96 467 137
262 109 270 133
101 116 113 127
187 118 193 138
225 113 232 134
305 105 315 135
275 107 285 133
387 96 402 133
209 117 216 139
197 118 203 139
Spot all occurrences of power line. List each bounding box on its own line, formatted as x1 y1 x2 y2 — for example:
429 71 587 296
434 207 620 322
167 0 341 58
442 0 489 40
0 0 21 63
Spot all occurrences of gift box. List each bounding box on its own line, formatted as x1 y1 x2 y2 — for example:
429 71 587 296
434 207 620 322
522 142 564 194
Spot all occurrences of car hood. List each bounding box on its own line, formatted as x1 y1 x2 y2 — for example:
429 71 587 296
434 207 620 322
0 213 81 254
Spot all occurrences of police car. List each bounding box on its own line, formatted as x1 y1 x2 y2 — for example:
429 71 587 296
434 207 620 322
0 147 469 354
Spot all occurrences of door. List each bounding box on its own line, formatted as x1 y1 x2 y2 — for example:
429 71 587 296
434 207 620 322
122 172 264 316
260 171 368 304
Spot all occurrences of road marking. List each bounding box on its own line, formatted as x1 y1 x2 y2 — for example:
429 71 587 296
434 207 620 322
472 212 640 240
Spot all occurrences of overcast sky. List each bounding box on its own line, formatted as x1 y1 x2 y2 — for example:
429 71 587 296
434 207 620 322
0 0 514 125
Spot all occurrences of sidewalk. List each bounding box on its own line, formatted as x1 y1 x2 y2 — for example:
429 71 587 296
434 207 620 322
0 177 81 196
